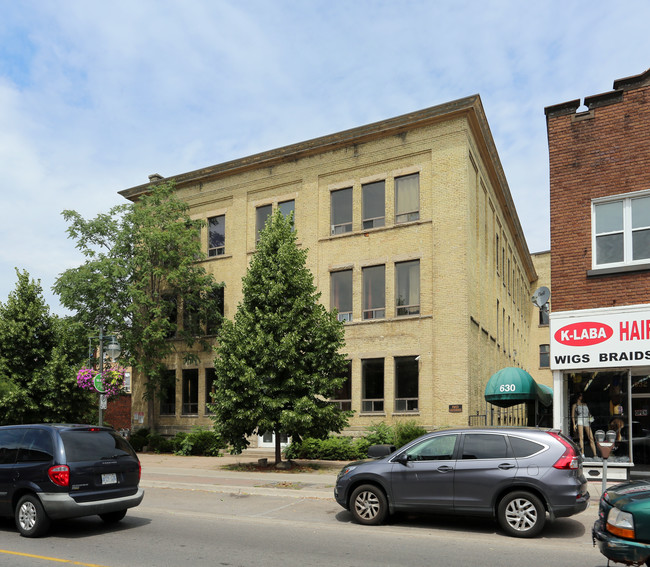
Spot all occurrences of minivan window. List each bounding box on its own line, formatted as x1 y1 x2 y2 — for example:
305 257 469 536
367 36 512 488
61 430 136 462
0 429 25 465
509 436 545 458
462 434 511 459
17 429 54 462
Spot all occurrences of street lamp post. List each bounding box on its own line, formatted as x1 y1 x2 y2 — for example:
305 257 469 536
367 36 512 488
88 327 121 426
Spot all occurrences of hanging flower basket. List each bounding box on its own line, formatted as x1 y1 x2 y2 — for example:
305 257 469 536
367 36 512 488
76 367 125 398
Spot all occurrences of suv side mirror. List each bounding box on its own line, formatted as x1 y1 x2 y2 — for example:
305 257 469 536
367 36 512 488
394 453 410 466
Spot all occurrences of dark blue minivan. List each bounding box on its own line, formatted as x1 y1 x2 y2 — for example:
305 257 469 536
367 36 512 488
0 424 144 537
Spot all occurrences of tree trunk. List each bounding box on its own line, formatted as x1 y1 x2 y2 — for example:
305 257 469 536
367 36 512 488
275 433 282 464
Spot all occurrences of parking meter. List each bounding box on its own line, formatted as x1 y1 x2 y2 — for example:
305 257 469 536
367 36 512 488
595 430 617 493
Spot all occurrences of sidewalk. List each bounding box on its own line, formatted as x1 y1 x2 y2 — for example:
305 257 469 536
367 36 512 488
138 449 346 500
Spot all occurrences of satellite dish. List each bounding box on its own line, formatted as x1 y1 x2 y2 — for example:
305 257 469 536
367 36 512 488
532 286 550 309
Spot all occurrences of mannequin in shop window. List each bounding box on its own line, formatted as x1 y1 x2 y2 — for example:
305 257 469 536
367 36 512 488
572 392 597 457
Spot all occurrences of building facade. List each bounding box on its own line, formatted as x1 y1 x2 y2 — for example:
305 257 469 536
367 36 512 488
121 95 544 445
546 68 650 479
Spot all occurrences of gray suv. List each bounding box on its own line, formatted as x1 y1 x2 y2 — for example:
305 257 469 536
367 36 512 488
334 427 589 537
0 424 144 537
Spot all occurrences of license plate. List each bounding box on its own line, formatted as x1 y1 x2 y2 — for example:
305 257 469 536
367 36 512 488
102 473 117 485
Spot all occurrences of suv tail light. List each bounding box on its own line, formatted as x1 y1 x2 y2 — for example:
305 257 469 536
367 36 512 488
548 432 578 470
48 465 70 487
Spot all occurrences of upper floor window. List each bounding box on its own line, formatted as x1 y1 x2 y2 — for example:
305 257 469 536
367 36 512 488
208 215 225 257
539 344 550 368
331 188 352 235
395 260 420 316
363 265 385 320
331 270 353 322
278 200 295 224
593 194 650 268
395 173 419 223
362 181 385 229
256 204 272 241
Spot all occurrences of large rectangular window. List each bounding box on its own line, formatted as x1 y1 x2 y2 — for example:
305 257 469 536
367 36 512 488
208 215 225 257
256 204 273 241
395 173 419 223
330 270 353 322
278 199 295 220
363 265 385 320
206 286 224 336
594 194 650 268
331 360 352 411
160 369 176 415
395 260 420 316
362 181 385 229
395 356 418 412
182 369 199 415
331 188 353 234
362 358 384 413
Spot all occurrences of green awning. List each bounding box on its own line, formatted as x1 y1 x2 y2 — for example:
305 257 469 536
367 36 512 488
484 367 553 408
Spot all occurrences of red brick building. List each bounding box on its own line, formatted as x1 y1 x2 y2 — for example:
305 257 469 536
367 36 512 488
546 68 650 479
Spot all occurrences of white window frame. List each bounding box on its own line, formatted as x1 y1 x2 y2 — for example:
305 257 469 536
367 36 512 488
592 190 650 269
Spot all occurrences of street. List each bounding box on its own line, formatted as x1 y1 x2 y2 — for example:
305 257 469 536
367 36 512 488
0 485 608 567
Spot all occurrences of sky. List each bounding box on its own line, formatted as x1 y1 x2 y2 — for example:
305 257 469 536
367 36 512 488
1 0 649 315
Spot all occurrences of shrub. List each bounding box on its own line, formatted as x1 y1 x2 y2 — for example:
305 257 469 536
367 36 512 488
174 426 223 456
393 420 427 448
147 433 173 453
129 428 150 452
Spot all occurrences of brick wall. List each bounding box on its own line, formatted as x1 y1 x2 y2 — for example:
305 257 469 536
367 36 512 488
105 394 132 432
547 74 650 312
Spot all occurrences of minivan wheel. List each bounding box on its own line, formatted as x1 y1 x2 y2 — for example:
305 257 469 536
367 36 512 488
15 494 51 538
100 509 127 524
497 491 546 538
350 484 388 525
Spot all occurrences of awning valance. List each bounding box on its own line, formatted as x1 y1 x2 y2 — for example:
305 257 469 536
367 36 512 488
484 367 553 408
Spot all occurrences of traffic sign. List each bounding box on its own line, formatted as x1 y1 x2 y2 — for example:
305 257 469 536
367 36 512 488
93 373 105 393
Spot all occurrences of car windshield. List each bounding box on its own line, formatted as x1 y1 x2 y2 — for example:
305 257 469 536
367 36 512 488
61 430 136 462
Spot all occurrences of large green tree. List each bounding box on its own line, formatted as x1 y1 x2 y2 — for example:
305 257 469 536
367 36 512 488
209 210 350 463
0 270 95 424
54 182 223 426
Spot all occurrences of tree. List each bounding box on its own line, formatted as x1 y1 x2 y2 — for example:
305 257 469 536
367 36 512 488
0 270 95 424
209 210 350 463
54 182 223 426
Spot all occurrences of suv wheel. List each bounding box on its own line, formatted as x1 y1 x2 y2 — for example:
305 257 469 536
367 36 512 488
497 491 545 538
100 509 127 524
350 484 388 525
15 494 51 538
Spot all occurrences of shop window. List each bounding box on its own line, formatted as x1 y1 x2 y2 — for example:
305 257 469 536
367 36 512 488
395 173 419 223
331 188 352 234
593 194 650 268
362 181 385 229
396 260 420 316
208 215 225 257
331 361 352 411
182 369 199 415
363 265 385 320
160 369 176 415
539 344 550 368
362 358 384 412
395 356 418 412
256 204 272 241
330 270 352 322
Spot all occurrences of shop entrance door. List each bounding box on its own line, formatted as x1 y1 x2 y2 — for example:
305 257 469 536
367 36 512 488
631 394 650 471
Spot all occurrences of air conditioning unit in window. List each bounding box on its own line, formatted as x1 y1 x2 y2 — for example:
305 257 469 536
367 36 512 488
338 312 353 322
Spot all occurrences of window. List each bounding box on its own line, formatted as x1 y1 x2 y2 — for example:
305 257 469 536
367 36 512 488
331 188 352 234
395 260 420 316
395 356 418 412
509 436 544 458
539 305 549 326
593 194 650 267
363 265 385 320
331 361 352 411
206 286 224 336
395 173 419 223
0 429 24 464
362 181 385 229
182 369 199 415
539 344 550 368
461 433 510 459
162 294 177 339
183 296 201 336
405 434 457 461
18 429 54 463
205 368 216 414
160 369 176 415
330 270 353 322
278 200 295 221
362 358 384 412
208 215 225 256
256 204 272 241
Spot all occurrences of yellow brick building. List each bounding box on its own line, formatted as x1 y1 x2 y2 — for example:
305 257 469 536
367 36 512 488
120 95 546 444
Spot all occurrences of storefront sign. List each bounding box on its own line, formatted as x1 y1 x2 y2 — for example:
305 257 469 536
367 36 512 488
551 305 650 370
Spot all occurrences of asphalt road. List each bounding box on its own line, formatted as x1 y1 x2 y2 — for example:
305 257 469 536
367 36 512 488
0 484 609 567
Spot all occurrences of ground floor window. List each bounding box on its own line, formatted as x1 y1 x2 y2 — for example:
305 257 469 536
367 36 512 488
160 369 176 415
182 369 199 415
394 356 418 412
331 361 352 411
362 358 384 413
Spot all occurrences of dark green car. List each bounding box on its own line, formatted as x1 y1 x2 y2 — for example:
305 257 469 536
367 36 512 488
593 480 650 566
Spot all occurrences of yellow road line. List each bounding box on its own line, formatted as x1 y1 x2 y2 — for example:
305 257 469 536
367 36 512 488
0 549 112 567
